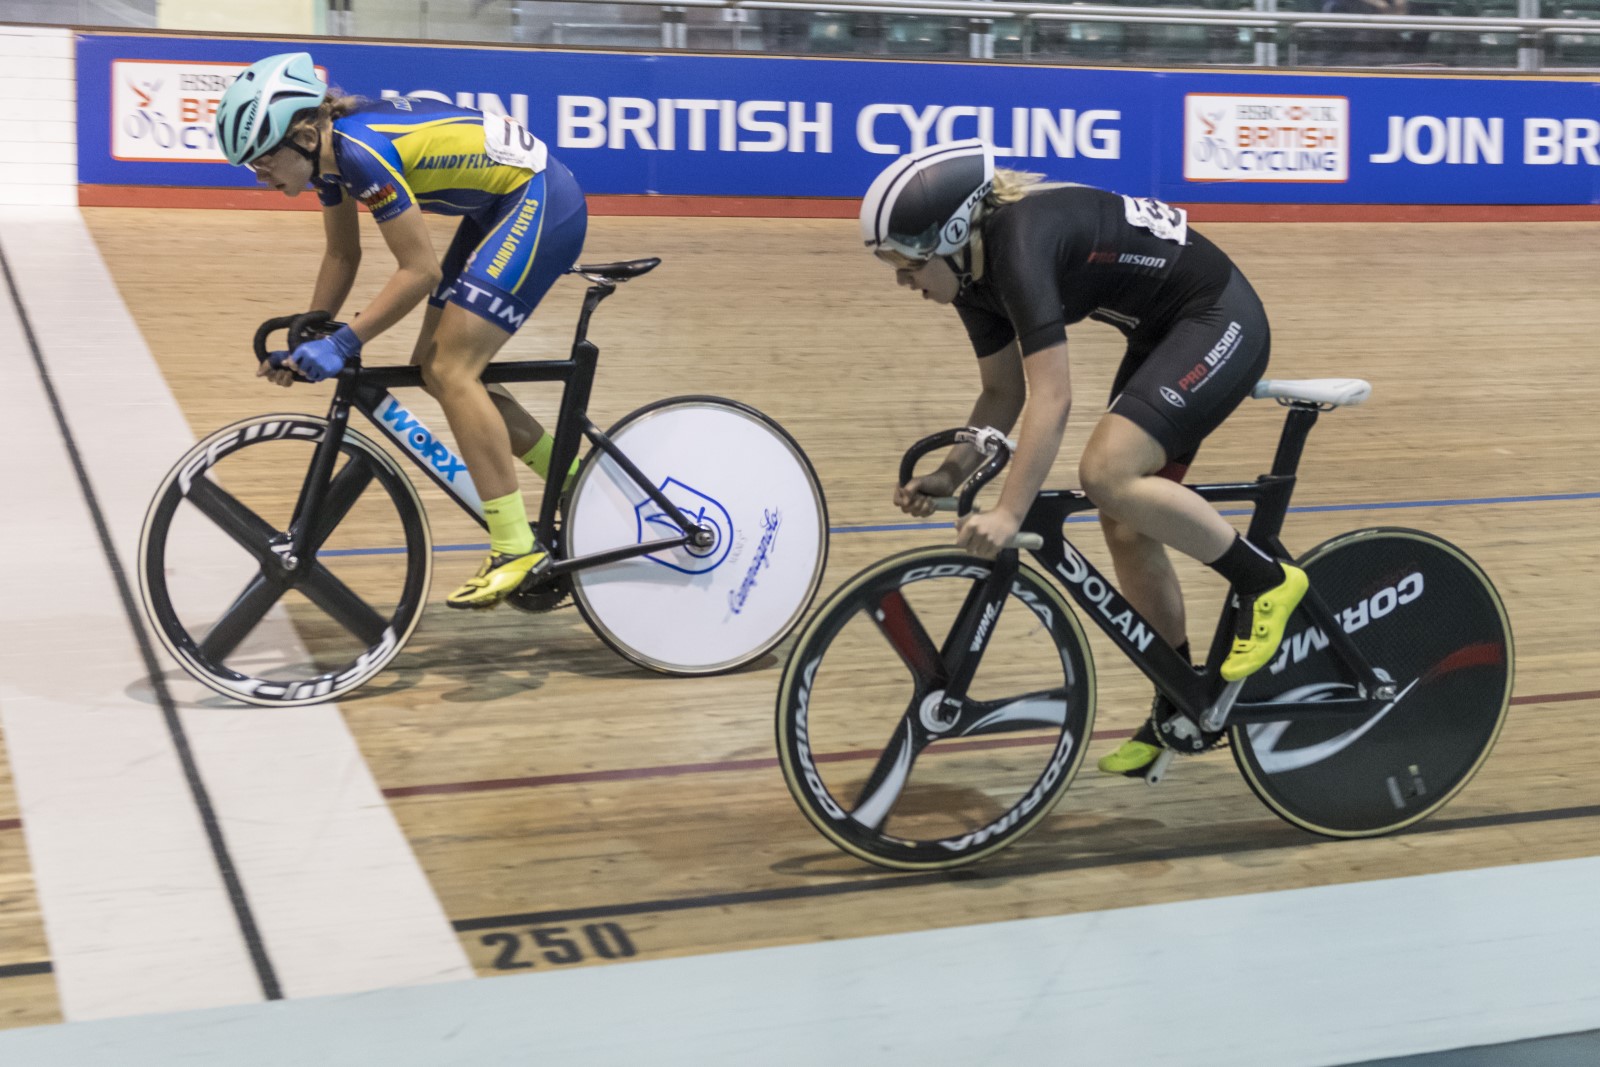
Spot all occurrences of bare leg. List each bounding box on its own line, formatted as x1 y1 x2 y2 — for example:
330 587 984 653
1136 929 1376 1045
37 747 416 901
416 306 520 501
1079 414 1237 563
1099 515 1187 648
1080 413 1241 649
413 304 549 461
486 385 548 459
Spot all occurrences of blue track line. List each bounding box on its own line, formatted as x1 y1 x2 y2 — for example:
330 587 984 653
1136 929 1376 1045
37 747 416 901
317 489 1600 558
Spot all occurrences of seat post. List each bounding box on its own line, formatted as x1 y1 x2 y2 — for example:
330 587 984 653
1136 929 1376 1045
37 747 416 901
1269 403 1321 478
570 282 615 350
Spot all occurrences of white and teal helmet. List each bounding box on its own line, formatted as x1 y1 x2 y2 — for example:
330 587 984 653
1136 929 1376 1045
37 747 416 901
215 52 327 166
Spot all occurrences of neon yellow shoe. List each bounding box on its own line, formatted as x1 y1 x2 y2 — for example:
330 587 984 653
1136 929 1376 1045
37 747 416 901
1220 564 1309 681
1098 720 1164 776
446 549 549 610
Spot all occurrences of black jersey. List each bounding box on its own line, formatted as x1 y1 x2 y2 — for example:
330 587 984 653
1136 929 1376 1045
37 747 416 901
954 185 1238 357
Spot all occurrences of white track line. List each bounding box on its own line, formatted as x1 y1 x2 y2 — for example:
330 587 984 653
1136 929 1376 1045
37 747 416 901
0 206 470 1015
1 854 1598 1064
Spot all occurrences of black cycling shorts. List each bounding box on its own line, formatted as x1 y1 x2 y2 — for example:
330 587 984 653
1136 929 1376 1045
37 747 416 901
1106 267 1270 467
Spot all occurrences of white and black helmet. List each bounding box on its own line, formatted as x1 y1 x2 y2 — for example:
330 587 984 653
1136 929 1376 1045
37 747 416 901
860 139 995 263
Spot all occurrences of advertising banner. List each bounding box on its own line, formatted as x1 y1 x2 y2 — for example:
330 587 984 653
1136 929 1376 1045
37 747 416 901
76 33 1600 204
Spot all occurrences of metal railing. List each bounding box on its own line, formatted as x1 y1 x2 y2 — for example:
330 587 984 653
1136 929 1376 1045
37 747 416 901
6 0 1600 70
512 0 1600 68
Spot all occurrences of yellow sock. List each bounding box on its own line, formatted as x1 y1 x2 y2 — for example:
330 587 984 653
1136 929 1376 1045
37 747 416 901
482 490 535 557
521 435 554 478
520 436 581 490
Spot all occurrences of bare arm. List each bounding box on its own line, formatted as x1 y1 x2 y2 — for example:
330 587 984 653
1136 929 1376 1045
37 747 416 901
934 340 1028 483
345 205 443 345
308 196 361 316
992 340 1072 524
951 339 1071 557
895 341 1028 516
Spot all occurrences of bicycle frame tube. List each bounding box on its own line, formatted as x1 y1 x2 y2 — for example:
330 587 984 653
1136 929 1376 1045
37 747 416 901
292 279 704 570
349 359 578 529
531 282 701 562
286 374 361 566
903 401 1393 734
1019 490 1213 714
1016 482 1387 723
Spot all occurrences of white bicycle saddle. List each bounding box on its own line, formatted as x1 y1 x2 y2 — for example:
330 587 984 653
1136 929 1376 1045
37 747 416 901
1252 378 1372 407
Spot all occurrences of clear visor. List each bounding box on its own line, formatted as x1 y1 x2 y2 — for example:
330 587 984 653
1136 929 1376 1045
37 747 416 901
244 139 295 174
874 247 929 270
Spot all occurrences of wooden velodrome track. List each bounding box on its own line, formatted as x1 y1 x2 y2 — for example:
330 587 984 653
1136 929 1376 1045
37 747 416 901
2 208 1598 1029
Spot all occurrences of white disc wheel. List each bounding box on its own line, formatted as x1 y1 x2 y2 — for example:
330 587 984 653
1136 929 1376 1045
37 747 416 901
563 397 828 675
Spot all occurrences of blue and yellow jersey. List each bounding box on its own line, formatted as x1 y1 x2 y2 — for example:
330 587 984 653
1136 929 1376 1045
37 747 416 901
314 97 542 224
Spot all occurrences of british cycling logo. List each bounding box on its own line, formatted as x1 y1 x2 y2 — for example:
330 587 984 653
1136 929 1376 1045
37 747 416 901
636 479 733 575
111 60 328 162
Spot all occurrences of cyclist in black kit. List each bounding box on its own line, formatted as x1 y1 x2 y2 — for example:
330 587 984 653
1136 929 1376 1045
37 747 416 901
860 139 1308 777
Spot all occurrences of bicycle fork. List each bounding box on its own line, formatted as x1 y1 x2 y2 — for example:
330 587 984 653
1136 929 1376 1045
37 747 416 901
851 552 1023 818
928 551 1022 723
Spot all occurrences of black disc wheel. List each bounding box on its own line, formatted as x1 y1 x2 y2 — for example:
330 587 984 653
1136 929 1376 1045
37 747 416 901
776 547 1096 870
139 415 431 706
1233 528 1513 836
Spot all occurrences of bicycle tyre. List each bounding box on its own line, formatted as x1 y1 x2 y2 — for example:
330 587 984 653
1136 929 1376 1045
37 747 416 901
139 414 432 707
563 396 828 675
1232 527 1513 836
776 547 1096 870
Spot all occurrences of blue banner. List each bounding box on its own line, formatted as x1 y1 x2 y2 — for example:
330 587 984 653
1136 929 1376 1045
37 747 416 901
77 33 1600 204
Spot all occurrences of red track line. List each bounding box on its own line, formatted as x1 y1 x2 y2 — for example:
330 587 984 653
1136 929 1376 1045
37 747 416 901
78 185 1600 223
0 818 21 833
381 686 1598 800
383 727 1136 799
1512 689 1600 706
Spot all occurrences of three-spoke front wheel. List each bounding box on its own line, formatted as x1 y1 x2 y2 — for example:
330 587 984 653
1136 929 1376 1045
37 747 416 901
776 547 1096 870
138 415 431 706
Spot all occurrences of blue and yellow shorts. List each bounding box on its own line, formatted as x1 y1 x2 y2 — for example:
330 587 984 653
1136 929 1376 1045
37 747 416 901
429 157 588 332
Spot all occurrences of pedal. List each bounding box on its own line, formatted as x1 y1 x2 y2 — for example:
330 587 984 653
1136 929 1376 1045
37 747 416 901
1144 749 1177 785
1157 712 1207 753
506 571 572 614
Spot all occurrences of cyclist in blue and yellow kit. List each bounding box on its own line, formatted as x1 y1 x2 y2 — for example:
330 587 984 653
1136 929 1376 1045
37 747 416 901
215 52 586 608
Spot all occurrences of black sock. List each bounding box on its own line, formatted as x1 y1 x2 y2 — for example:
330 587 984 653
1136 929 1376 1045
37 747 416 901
1208 534 1285 598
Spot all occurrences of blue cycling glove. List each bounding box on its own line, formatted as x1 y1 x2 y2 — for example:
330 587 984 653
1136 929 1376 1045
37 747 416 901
289 324 362 383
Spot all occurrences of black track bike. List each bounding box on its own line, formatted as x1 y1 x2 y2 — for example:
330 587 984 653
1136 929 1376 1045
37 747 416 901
776 378 1512 870
140 259 829 706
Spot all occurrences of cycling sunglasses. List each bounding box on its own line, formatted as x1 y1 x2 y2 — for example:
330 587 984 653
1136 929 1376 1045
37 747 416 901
874 248 932 270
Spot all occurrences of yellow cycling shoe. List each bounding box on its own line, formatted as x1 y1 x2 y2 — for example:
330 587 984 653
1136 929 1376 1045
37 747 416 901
446 549 549 610
1098 719 1164 776
1220 564 1309 681
1098 739 1163 776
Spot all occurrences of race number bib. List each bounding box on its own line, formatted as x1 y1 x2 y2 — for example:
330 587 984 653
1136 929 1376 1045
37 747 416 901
483 111 548 174
1122 196 1189 244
